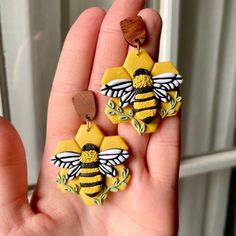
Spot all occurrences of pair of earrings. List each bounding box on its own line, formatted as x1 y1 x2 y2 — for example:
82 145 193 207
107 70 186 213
51 16 183 206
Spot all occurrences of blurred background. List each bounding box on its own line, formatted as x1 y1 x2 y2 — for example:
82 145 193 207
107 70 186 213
0 0 236 235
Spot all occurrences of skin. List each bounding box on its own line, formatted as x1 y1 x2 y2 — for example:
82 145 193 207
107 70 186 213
0 0 180 235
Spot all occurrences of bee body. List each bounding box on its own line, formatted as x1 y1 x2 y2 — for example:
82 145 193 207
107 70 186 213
79 145 103 197
133 89 158 124
132 69 158 124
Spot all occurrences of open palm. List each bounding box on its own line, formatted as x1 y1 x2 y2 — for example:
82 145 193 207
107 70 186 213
0 0 180 235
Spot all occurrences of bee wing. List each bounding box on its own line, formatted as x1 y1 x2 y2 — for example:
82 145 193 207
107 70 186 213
99 164 117 177
101 79 133 100
51 151 81 169
98 149 129 166
67 165 81 180
153 88 170 102
152 73 183 102
120 90 135 108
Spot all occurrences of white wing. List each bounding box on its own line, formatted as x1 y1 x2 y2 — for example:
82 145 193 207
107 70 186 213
67 165 81 180
99 164 117 178
51 151 81 180
101 79 134 101
152 73 183 102
51 151 81 168
120 90 136 108
98 149 129 166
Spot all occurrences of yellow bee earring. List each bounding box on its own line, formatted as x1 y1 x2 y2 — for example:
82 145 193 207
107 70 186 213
51 91 131 206
100 16 183 134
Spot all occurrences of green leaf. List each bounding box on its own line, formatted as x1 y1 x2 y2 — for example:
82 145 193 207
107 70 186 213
121 168 128 179
168 109 175 115
73 184 79 192
176 96 182 102
113 178 119 185
108 100 115 109
118 115 128 121
93 198 101 206
131 119 140 129
101 194 107 200
62 175 67 184
139 123 146 134
110 187 119 192
117 107 123 113
160 108 166 117
129 109 134 117
170 99 175 107
108 111 116 116
64 186 72 192
121 182 128 187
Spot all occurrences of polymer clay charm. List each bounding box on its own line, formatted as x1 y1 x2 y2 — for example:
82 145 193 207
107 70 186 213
51 91 131 206
100 16 183 135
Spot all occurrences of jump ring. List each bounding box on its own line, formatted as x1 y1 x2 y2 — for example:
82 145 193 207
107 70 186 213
86 115 91 132
135 40 141 56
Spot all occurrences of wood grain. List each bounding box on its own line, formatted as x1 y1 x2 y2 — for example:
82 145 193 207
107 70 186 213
73 91 96 122
120 16 146 47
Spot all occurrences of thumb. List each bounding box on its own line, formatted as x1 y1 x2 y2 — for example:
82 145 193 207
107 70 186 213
0 117 30 231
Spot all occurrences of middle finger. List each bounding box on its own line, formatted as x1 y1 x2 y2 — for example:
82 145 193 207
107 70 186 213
88 0 145 135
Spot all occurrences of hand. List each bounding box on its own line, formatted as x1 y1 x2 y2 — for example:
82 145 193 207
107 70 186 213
0 0 180 235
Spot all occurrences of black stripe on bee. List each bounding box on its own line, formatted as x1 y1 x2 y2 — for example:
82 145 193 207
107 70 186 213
134 96 156 102
134 86 153 94
80 180 103 187
133 68 151 77
86 192 100 197
134 105 158 113
80 172 101 177
81 161 99 168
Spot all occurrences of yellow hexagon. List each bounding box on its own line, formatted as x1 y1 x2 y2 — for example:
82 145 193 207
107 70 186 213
54 140 81 154
100 136 128 151
75 124 104 149
151 61 179 76
123 49 154 77
101 66 132 85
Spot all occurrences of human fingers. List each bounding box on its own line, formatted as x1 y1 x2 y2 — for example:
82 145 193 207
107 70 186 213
147 116 180 187
118 9 162 175
88 0 145 134
0 117 32 233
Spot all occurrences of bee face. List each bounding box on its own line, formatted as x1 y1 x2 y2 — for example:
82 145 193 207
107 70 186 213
132 74 153 89
80 150 98 163
81 144 99 163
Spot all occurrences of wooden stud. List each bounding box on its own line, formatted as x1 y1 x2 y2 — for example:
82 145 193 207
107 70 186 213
73 91 96 122
120 16 146 47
